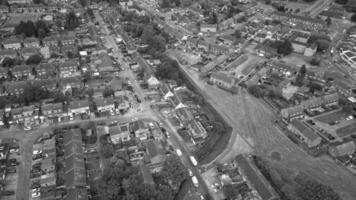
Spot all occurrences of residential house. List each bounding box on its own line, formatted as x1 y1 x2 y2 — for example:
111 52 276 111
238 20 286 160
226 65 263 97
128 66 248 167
269 62 297 77
0 5 9 13
96 56 114 73
116 95 130 112
130 120 149 141
109 123 131 144
11 65 32 79
235 155 279 200
2 38 21 50
94 97 115 113
200 23 217 33
0 68 8 79
188 120 208 140
288 120 322 148
34 79 57 92
332 79 356 97
4 81 27 95
304 43 317 57
340 50 356 69
64 129 87 188
10 105 35 125
280 93 339 120
21 47 39 60
209 43 229 55
68 100 90 115
34 63 56 77
175 107 194 124
145 140 166 173
60 35 76 46
107 77 123 94
128 146 146 164
42 36 58 47
41 158 55 173
271 11 326 31
23 37 40 48
210 72 235 89
147 76 160 89
41 173 56 187
41 103 63 121
61 77 83 92
58 61 78 77
61 45 78 57
0 49 17 60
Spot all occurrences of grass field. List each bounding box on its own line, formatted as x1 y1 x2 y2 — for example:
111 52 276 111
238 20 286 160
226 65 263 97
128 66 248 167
315 110 346 124
336 123 356 138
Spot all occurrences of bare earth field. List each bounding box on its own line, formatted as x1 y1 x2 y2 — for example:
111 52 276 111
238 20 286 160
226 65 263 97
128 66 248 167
175 57 356 200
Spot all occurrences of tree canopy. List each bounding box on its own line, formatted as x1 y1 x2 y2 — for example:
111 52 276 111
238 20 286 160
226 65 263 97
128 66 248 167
275 40 293 56
155 57 184 85
26 54 42 65
161 155 188 191
65 11 80 30
296 179 339 200
15 20 50 38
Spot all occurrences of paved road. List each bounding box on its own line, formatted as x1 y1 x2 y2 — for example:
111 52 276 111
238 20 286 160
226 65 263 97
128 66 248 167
96 11 215 199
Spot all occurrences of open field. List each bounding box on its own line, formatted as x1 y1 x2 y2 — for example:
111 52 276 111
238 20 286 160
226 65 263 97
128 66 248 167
336 123 356 138
315 110 346 124
169 51 356 200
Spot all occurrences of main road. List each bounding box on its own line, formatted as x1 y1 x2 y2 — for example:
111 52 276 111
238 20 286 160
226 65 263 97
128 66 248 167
95 10 214 199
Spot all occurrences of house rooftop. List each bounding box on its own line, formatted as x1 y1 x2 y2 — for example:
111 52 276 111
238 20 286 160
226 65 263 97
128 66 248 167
236 155 278 200
290 120 319 141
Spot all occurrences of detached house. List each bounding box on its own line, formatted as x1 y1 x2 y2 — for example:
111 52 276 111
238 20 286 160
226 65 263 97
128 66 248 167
0 49 17 60
109 123 131 144
200 23 218 33
21 47 39 60
42 36 58 47
58 61 78 77
23 37 40 48
60 35 76 46
130 120 149 141
288 120 322 148
94 97 115 113
210 72 235 89
68 100 90 116
11 65 32 79
2 38 21 50
4 81 27 95
34 63 56 77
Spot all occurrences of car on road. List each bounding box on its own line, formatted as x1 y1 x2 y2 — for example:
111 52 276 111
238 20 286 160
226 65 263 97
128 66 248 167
188 169 193 176
32 192 40 198
176 149 182 156
190 156 198 166
191 176 199 187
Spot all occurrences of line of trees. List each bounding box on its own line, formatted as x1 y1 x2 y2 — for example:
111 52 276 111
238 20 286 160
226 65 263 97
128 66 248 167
94 154 187 200
15 20 50 38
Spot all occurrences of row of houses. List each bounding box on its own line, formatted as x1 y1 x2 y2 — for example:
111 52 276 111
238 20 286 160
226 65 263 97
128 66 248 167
0 61 78 80
280 93 339 121
0 3 60 13
0 95 130 126
184 36 230 55
1 35 75 50
158 84 208 143
271 11 326 31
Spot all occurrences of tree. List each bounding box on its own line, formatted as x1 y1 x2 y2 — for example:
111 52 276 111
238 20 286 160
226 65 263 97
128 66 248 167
335 0 348 4
100 143 114 158
65 11 80 30
295 65 306 86
351 13 356 22
296 179 339 200
2 57 15 68
26 54 42 65
310 57 320 66
161 155 187 191
33 0 41 4
316 39 330 51
233 29 242 39
156 185 174 200
15 21 36 37
276 40 293 56
78 0 87 7
326 17 332 26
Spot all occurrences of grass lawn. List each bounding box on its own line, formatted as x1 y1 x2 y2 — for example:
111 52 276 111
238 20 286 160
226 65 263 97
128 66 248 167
315 110 345 124
336 123 356 138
